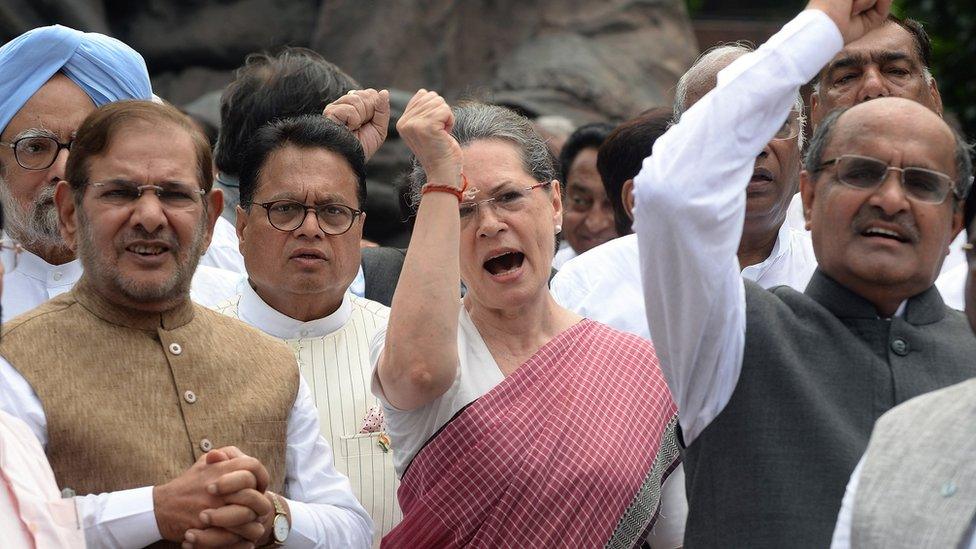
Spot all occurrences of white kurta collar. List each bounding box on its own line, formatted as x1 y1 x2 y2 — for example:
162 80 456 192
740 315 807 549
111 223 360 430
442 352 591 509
237 282 352 339
741 220 793 282
11 248 82 286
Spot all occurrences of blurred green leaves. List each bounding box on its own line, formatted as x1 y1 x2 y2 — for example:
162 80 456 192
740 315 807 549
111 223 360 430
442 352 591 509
892 0 976 138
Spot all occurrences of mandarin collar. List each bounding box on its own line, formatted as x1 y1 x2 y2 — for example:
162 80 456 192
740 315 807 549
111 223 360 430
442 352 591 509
8 248 83 285
237 281 352 339
72 277 195 332
803 269 944 324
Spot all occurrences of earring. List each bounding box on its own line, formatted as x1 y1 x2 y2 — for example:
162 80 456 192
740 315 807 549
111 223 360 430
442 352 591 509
555 224 562 234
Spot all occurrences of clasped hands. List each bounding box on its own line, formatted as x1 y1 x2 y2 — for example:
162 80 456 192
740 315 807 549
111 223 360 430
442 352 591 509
154 446 276 549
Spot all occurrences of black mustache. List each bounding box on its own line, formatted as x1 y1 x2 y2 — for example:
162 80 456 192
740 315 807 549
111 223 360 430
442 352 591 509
851 206 920 243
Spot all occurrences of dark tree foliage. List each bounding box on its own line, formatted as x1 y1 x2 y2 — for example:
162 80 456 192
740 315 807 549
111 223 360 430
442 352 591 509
892 0 976 139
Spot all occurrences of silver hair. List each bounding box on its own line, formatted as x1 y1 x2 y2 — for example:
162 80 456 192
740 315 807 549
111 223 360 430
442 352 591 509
407 103 556 207
0 176 65 251
673 43 806 148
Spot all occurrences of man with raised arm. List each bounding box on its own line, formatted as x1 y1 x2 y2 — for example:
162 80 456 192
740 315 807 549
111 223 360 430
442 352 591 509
634 0 976 546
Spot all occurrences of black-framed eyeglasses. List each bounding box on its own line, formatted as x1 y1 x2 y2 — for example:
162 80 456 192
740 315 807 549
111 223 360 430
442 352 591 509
817 154 960 204
254 199 363 235
1 238 23 273
0 135 73 170
458 181 551 226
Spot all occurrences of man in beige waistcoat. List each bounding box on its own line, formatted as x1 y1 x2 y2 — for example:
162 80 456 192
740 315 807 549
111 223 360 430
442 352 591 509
0 100 371 548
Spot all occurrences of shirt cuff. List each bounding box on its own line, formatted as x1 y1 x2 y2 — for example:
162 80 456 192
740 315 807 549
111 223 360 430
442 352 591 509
76 486 161 548
283 499 317 548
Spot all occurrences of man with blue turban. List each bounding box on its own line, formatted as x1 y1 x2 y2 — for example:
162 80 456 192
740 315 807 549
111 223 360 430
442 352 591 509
0 25 242 323
0 25 151 324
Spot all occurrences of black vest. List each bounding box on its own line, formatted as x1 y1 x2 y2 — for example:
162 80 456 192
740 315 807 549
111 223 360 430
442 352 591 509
682 270 976 548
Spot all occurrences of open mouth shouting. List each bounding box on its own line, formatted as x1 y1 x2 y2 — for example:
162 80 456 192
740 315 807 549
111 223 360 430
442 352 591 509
483 249 525 281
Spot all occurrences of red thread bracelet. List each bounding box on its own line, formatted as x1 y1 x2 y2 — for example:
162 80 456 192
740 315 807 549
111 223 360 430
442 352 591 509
422 174 469 202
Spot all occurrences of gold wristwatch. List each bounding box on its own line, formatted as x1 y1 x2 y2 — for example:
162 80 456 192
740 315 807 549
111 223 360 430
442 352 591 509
268 492 290 546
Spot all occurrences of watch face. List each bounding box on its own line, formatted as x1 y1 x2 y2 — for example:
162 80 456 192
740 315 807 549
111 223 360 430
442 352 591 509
273 514 290 542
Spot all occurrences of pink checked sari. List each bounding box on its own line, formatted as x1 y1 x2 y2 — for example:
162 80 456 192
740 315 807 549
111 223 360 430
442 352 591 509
383 319 680 548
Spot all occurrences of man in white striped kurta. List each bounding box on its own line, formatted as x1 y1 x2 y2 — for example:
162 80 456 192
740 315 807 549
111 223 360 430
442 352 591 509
216 287 401 543
213 110 403 545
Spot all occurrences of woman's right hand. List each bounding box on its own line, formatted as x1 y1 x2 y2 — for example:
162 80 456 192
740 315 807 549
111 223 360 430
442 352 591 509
396 89 464 188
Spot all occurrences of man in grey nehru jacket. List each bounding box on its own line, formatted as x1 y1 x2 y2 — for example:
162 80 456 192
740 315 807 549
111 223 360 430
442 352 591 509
633 0 976 546
831 173 976 548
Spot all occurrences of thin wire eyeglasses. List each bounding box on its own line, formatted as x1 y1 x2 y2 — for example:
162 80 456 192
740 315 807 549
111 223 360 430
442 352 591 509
1 238 23 273
91 182 207 210
817 154 960 204
458 181 552 226
0 135 73 170
254 199 364 236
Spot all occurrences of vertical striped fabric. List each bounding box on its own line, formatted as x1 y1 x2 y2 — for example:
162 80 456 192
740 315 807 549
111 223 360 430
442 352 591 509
218 295 401 545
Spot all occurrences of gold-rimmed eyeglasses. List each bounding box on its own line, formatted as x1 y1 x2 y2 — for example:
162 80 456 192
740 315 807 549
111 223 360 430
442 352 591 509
458 181 552 227
817 154 959 204
1 238 23 273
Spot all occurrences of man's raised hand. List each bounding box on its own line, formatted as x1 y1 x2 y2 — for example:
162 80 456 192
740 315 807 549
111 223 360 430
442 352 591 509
396 89 464 188
806 0 892 44
324 88 390 161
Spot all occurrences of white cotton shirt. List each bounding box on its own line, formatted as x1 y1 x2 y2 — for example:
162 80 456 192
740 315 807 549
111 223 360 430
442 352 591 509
1 247 82 323
198 216 246 273
551 226 816 341
632 9 844 445
217 284 402 544
0 246 243 322
552 241 577 270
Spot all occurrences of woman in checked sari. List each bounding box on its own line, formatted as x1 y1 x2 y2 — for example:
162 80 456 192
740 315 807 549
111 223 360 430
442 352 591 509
369 90 683 548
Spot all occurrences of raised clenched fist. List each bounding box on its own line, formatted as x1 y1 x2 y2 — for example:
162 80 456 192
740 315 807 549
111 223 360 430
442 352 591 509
396 89 464 189
805 0 892 44
323 88 391 161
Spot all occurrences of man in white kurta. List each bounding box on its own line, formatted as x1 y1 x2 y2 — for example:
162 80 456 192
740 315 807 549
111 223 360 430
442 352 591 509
216 287 400 542
216 101 403 545
551 44 817 340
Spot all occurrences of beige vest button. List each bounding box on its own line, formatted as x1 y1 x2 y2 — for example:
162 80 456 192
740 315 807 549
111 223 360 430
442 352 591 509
169 343 183 355
184 390 197 404
200 438 213 452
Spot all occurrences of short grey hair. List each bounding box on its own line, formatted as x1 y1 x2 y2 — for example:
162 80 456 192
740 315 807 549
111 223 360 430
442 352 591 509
408 103 556 206
804 107 973 202
673 43 806 148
